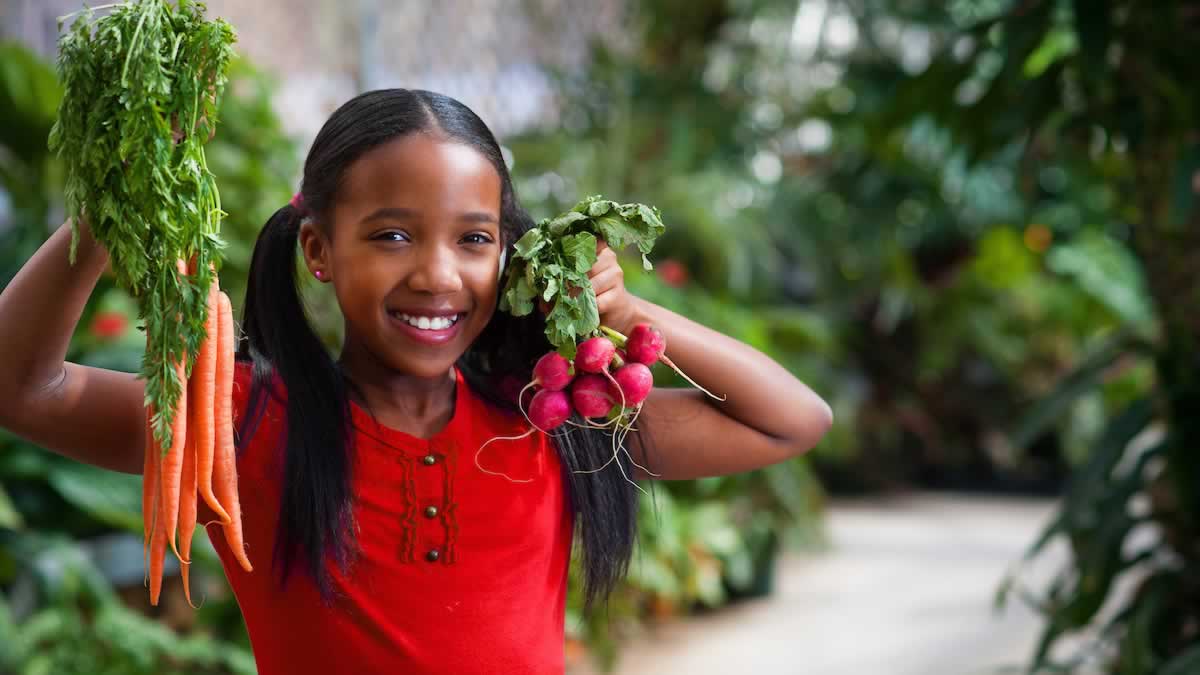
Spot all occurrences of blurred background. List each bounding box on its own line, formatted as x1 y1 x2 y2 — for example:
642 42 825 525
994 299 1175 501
1 0 1197 673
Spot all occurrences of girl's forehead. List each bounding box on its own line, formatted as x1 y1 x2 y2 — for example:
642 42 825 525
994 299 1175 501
335 135 502 220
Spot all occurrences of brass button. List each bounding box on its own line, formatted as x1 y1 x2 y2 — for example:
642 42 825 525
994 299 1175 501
422 454 437 466
424 505 439 519
425 549 440 562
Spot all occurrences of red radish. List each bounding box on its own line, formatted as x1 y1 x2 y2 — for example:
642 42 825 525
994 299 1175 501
533 352 574 391
575 336 616 373
572 374 617 418
613 363 654 405
602 323 726 402
529 389 572 430
625 323 666 365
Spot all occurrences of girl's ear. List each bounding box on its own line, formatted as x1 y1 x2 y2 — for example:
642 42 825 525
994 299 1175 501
299 221 332 282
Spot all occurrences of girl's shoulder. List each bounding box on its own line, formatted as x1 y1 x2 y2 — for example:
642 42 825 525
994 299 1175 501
230 358 288 481
231 358 286 414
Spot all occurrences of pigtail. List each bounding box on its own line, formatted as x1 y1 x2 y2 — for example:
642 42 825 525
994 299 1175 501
238 201 356 602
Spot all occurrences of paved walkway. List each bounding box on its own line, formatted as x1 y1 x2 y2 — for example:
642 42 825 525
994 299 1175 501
577 492 1066 675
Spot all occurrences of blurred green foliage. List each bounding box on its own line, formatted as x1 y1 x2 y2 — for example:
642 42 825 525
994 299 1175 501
4 0 1194 670
842 1 1199 672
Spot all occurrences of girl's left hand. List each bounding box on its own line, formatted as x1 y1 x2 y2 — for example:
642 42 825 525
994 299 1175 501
587 239 640 336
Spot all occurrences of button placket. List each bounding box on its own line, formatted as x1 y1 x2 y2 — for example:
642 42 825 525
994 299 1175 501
386 439 458 565
418 442 453 564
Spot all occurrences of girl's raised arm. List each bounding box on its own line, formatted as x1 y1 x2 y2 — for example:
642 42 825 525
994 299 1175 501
0 217 146 475
621 296 834 481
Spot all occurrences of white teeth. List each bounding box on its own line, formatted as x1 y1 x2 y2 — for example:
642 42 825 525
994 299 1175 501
395 312 459 330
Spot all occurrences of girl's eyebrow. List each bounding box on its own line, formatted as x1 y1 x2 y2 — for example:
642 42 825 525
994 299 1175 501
359 207 498 225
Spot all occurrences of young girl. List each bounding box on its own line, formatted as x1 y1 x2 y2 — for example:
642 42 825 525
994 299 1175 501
0 88 832 674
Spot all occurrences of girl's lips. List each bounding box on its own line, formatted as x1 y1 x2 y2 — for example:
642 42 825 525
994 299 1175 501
388 311 465 346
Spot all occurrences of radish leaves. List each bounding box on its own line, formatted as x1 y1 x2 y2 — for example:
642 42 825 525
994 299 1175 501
499 195 665 359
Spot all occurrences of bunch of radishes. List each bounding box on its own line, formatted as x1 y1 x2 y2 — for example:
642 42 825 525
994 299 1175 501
524 323 665 432
479 194 723 485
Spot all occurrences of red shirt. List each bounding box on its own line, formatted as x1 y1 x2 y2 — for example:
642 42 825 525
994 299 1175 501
205 361 573 674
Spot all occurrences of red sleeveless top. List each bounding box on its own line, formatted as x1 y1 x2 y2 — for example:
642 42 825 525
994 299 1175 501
205 361 573 674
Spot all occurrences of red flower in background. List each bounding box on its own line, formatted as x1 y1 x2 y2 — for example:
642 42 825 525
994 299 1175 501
656 259 690 288
90 311 128 339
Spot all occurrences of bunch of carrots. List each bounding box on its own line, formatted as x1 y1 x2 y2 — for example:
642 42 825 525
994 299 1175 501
143 260 251 607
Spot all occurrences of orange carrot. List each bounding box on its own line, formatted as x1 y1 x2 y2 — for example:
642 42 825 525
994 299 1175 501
160 356 188 561
195 274 230 524
142 405 158 587
213 290 252 572
179 395 200 608
148 408 167 606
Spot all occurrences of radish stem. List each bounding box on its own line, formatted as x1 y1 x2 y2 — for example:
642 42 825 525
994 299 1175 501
601 325 726 402
599 325 627 347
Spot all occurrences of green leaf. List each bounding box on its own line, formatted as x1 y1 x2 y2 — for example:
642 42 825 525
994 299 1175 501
543 276 559 302
0 484 22 529
496 195 667 353
1019 397 1154 562
505 276 537 316
546 210 588 236
513 229 545 258
561 232 598 274
571 285 601 336
1022 27 1077 78
47 462 143 531
1046 232 1154 331
1008 330 1140 449
582 196 613 217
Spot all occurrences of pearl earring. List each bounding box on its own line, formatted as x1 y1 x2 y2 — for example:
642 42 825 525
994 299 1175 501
314 270 324 280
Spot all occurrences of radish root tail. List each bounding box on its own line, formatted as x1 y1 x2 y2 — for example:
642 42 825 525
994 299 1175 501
474 428 537 484
660 353 726 401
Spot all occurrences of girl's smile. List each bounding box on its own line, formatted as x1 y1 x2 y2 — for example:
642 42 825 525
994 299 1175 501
386 308 467 346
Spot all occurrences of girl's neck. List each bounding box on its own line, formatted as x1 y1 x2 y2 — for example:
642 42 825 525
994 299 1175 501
337 346 457 426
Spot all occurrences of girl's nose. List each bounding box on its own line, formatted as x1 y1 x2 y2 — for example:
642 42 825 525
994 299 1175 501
408 246 463 295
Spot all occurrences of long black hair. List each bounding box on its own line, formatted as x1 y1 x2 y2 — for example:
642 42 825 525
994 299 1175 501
235 88 644 609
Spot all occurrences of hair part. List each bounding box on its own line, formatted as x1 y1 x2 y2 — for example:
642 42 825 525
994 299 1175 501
236 88 647 609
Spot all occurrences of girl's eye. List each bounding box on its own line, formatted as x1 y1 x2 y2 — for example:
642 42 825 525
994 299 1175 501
462 233 494 245
373 231 408 243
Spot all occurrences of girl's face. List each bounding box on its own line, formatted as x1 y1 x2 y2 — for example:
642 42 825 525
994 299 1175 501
302 133 504 380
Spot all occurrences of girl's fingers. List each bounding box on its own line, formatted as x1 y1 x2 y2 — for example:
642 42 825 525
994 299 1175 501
587 265 623 294
595 287 625 316
586 247 618 279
